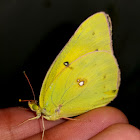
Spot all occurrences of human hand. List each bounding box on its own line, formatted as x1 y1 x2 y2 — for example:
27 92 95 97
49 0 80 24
0 107 140 140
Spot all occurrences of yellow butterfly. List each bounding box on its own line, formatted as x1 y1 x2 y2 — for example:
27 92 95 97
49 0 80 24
22 11 120 139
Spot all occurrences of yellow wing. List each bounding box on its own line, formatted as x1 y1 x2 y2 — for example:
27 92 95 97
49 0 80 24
39 12 112 108
41 51 120 119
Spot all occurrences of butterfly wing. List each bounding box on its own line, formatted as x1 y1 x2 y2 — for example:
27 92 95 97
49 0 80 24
39 12 113 108
41 51 120 119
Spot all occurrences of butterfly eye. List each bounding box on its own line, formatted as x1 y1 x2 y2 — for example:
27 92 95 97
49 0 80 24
63 61 69 67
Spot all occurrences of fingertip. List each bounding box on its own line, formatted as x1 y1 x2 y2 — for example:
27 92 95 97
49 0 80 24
90 123 140 140
97 106 129 124
77 106 128 126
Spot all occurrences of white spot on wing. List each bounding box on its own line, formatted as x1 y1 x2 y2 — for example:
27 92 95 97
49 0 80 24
77 79 85 86
79 81 84 86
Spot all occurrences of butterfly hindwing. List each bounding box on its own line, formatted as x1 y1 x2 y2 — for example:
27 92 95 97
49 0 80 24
42 51 119 118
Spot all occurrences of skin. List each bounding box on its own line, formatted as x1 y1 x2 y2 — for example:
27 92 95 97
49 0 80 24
0 106 140 140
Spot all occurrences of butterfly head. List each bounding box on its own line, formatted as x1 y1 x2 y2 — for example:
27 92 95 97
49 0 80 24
28 101 61 120
28 100 42 116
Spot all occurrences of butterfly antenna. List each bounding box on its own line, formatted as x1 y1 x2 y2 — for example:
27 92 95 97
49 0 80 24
23 71 36 101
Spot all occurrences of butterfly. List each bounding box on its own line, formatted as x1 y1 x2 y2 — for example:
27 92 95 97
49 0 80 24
21 11 120 139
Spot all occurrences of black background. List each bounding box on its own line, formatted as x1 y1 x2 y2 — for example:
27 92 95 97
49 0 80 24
0 0 140 129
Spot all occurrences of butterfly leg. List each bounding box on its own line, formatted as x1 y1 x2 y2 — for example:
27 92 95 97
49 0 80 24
41 116 45 140
62 117 77 120
18 114 41 126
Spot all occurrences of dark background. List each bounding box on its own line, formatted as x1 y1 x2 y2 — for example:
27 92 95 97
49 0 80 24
0 0 140 129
